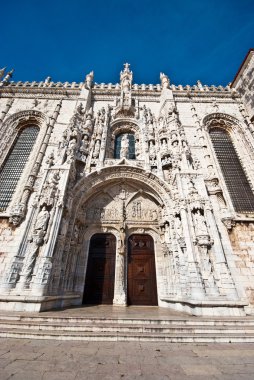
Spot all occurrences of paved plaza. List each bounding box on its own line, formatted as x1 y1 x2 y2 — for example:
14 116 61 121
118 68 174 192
0 338 254 380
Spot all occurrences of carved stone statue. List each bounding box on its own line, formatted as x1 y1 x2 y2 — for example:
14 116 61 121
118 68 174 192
35 206 50 232
160 73 170 89
120 134 129 158
80 135 89 154
93 140 100 158
174 215 183 239
40 171 60 207
171 140 180 154
120 63 132 94
149 141 156 159
194 210 208 235
118 226 126 255
83 109 93 136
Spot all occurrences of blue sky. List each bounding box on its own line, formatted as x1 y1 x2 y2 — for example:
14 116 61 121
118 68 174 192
2 0 254 85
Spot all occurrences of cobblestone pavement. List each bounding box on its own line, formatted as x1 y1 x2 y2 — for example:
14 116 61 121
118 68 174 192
0 338 254 380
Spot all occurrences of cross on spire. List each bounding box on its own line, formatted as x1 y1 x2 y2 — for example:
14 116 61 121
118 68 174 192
123 63 130 72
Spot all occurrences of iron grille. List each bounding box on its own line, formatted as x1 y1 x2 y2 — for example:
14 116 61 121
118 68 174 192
0 126 39 211
210 127 254 213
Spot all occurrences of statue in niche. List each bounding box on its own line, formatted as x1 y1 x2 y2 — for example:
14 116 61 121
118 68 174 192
149 141 156 159
192 156 201 170
174 215 183 239
83 110 93 136
22 206 50 284
148 122 154 139
193 210 208 235
40 171 60 207
96 121 104 138
118 226 126 255
93 140 100 158
147 108 153 123
161 139 168 153
187 178 196 192
171 140 180 155
80 135 89 154
66 138 77 162
120 63 132 94
120 134 129 158
141 105 148 122
122 76 131 93
34 206 50 233
57 131 69 163
185 147 194 168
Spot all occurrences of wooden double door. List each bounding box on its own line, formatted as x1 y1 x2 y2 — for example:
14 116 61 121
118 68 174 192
127 234 158 306
83 233 116 305
83 233 158 306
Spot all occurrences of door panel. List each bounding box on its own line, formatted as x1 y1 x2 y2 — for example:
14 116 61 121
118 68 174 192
128 234 158 306
83 233 116 305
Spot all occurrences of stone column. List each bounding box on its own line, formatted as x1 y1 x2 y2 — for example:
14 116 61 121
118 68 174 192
113 229 127 305
205 203 238 298
175 173 204 299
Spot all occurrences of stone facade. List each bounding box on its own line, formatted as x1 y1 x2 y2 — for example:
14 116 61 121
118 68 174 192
0 55 254 316
232 49 254 120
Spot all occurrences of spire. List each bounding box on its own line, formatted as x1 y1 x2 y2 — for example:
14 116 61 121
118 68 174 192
85 71 94 89
115 63 135 117
0 67 6 80
123 63 131 73
2 69 14 84
120 63 133 93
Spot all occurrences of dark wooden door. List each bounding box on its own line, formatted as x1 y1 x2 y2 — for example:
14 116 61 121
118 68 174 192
83 233 116 305
128 234 158 306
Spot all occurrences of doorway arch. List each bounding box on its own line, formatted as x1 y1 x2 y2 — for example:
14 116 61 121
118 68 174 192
83 233 116 305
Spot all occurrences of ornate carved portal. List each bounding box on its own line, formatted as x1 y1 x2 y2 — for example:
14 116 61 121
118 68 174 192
78 182 162 306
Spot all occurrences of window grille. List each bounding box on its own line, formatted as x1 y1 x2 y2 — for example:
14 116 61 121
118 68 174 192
0 125 39 211
114 133 135 159
210 127 254 213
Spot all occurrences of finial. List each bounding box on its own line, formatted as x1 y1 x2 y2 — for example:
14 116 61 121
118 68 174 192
123 63 130 72
2 69 14 84
197 80 203 90
44 76 51 84
160 72 170 89
0 67 6 80
85 71 94 89
120 63 133 93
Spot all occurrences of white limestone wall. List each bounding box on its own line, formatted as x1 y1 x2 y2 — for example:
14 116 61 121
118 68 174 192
233 50 254 120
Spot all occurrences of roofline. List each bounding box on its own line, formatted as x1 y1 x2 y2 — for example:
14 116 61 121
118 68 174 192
231 48 254 88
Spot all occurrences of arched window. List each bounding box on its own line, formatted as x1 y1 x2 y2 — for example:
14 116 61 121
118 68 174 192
114 133 135 159
0 125 39 211
210 127 254 212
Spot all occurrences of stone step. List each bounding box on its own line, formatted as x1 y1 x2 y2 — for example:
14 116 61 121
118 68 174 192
1 315 254 326
1 320 254 334
1 328 254 343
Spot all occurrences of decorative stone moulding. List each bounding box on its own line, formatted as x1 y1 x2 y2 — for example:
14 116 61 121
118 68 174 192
222 217 236 230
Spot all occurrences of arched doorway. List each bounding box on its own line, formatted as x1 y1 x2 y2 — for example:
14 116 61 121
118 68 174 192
127 234 158 306
83 233 116 305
